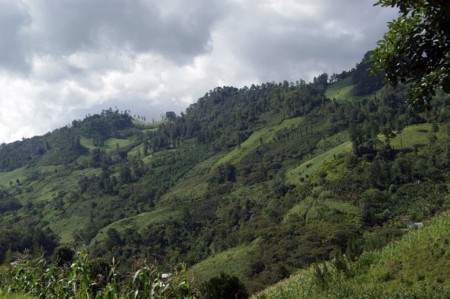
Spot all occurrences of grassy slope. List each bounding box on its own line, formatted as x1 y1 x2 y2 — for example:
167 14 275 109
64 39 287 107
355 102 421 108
254 212 450 298
325 77 355 101
190 239 261 285
385 123 446 149
285 141 352 186
213 117 304 169
90 208 181 245
0 168 26 187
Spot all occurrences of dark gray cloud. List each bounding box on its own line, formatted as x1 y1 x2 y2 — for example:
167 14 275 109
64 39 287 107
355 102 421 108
0 0 397 143
0 1 30 72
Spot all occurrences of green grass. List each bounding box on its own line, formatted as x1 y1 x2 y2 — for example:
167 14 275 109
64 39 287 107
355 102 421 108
384 123 446 149
79 136 96 151
0 168 26 187
7 166 100 243
190 239 260 284
253 211 450 298
283 197 361 226
90 208 180 245
103 138 133 152
160 154 219 205
286 141 352 185
325 77 355 101
80 136 133 152
213 117 303 169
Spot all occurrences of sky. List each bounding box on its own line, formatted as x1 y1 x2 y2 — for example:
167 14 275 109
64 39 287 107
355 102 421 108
0 0 397 143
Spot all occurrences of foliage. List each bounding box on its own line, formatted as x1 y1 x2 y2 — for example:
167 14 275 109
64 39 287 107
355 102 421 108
0 52 449 297
371 0 450 105
0 250 197 299
201 272 248 299
253 212 450 298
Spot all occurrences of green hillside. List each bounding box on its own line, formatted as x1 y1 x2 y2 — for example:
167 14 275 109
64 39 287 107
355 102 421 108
0 53 449 297
253 212 450 298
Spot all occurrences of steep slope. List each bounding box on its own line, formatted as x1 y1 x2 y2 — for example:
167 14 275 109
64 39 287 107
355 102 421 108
253 212 450 298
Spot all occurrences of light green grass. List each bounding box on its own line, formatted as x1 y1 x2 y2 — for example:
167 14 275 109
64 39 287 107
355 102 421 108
49 214 89 244
253 212 450 298
79 136 96 150
325 77 355 101
90 208 180 245
0 168 26 187
190 239 260 284
80 136 133 152
286 141 352 185
384 123 446 149
160 154 220 205
213 117 303 169
103 138 132 152
283 197 361 226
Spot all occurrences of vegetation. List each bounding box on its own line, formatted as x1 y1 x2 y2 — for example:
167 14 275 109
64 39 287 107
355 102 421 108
0 250 197 298
371 0 450 104
0 52 449 298
253 212 450 299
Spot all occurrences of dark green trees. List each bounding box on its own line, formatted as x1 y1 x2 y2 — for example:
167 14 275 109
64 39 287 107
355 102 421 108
201 272 248 299
371 0 450 104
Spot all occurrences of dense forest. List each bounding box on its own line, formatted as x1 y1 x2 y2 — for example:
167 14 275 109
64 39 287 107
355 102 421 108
0 51 449 297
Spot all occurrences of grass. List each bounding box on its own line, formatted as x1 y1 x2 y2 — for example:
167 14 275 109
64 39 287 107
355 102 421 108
253 211 450 298
79 136 96 151
103 138 133 152
160 154 219 205
286 141 352 186
6 166 100 243
283 197 360 226
0 168 26 187
80 136 133 152
90 208 181 245
325 77 355 101
190 239 260 285
213 117 303 170
383 123 446 149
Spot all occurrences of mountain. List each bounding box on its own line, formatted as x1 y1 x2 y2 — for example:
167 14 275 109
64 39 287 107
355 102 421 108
0 53 449 295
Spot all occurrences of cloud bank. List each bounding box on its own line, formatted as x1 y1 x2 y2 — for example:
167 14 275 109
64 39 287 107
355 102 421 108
0 0 397 143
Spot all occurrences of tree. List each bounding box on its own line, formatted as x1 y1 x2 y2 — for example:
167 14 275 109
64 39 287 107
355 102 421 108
371 0 450 105
201 272 248 299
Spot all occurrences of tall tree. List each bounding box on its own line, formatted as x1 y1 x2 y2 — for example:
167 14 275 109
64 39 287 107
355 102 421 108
371 0 450 105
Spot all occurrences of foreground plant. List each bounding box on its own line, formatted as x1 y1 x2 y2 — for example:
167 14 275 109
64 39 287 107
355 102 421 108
0 250 198 298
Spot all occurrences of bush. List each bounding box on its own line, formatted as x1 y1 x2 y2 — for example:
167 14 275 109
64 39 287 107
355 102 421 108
201 272 248 299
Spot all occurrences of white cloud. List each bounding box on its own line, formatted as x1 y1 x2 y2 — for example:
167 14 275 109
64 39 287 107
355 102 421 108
0 0 397 143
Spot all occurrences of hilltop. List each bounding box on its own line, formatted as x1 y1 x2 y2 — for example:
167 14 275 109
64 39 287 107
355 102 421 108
0 52 449 295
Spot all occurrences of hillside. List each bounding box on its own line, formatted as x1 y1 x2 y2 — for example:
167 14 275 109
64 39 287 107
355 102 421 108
253 211 450 298
0 53 449 296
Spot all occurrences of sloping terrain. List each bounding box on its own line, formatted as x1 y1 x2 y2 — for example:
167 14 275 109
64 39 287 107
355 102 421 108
253 212 450 298
0 53 449 295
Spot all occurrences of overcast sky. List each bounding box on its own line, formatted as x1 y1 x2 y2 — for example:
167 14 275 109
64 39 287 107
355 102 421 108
0 0 397 143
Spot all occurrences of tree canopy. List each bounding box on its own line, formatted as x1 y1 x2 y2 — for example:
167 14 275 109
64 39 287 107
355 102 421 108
371 0 450 105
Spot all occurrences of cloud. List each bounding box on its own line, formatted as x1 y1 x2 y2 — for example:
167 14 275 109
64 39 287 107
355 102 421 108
0 0 397 143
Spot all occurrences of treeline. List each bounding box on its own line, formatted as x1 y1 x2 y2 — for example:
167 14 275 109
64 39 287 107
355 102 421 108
0 109 133 172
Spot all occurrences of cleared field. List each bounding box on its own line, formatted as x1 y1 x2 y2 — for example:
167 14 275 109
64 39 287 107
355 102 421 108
385 123 446 149
190 239 260 284
0 168 26 187
325 77 355 101
213 117 303 169
286 141 352 185
90 208 181 245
